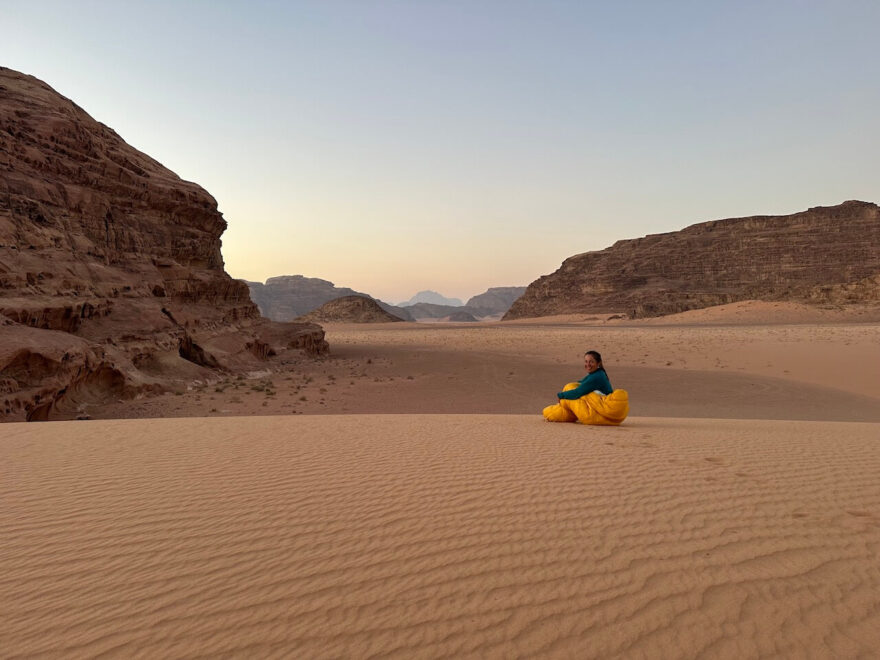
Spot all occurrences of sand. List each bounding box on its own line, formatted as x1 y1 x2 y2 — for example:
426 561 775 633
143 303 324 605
3 306 880 656
85 308 880 423
3 415 880 657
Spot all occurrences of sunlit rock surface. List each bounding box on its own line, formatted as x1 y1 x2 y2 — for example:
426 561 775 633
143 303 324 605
0 67 326 420
505 201 880 319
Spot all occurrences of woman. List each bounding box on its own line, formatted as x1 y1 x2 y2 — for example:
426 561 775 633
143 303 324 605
544 350 628 425
557 350 613 400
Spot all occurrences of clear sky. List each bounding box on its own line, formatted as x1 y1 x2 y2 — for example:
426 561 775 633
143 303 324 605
4 1 879 304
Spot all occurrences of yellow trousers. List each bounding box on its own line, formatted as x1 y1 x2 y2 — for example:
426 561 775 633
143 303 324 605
543 382 629 425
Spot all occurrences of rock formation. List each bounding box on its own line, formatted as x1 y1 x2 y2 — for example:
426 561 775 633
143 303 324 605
245 275 412 321
402 302 467 320
399 290 463 307
444 310 479 322
504 201 880 320
0 67 326 421
296 295 406 323
399 302 485 320
401 287 525 321
465 287 527 315
247 279 524 324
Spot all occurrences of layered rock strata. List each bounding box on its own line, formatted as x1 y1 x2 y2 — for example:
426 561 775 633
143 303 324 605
246 275 413 322
465 287 527 315
0 67 326 420
297 295 406 323
505 201 880 320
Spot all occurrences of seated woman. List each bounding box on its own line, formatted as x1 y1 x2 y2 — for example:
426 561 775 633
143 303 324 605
558 350 613 399
543 350 629 425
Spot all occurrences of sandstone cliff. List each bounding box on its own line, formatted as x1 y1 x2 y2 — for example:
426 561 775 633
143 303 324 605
296 295 406 323
245 275 413 321
465 287 527 314
504 201 880 320
0 67 326 421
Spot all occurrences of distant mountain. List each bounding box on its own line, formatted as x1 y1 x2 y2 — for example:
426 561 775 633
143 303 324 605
297 296 406 323
246 279 525 324
403 302 483 320
398 286 527 321
465 287 527 314
399 290 463 307
246 276 413 322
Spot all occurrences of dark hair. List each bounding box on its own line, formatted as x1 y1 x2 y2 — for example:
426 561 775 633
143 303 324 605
585 350 607 373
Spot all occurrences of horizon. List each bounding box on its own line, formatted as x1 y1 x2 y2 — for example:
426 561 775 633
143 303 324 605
245 276 511 306
4 1 879 302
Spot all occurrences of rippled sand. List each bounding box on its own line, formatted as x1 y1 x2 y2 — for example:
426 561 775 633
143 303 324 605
4 303 880 656
3 414 880 657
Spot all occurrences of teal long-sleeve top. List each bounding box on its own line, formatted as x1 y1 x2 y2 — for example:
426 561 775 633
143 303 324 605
557 369 613 399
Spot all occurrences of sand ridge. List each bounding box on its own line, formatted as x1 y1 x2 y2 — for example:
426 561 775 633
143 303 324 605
3 414 880 657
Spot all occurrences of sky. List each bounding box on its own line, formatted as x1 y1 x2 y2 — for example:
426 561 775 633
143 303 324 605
3 1 879 304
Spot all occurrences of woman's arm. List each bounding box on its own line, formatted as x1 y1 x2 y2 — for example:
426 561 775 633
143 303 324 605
557 371 611 399
557 381 589 399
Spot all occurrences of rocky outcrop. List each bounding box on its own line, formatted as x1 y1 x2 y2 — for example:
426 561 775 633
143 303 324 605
246 275 413 322
505 201 880 320
0 67 326 420
807 274 880 305
400 302 486 320
402 302 464 320
465 287 527 315
297 295 406 323
247 276 362 320
445 311 479 322
401 301 504 321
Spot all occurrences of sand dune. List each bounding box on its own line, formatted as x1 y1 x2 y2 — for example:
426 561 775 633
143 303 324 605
3 414 880 657
4 313 879 656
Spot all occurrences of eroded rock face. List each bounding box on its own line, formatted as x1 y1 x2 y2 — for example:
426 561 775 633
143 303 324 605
504 201 880 319
248 276 364 320
0 67 326 420
247 275 413 322
465 287 527 315
297 295 406 323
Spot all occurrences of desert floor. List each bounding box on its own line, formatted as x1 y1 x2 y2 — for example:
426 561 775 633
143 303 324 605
3 303 880 657
82 301 880 423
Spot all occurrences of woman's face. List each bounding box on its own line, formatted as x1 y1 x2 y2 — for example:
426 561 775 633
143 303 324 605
584 354 599 373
